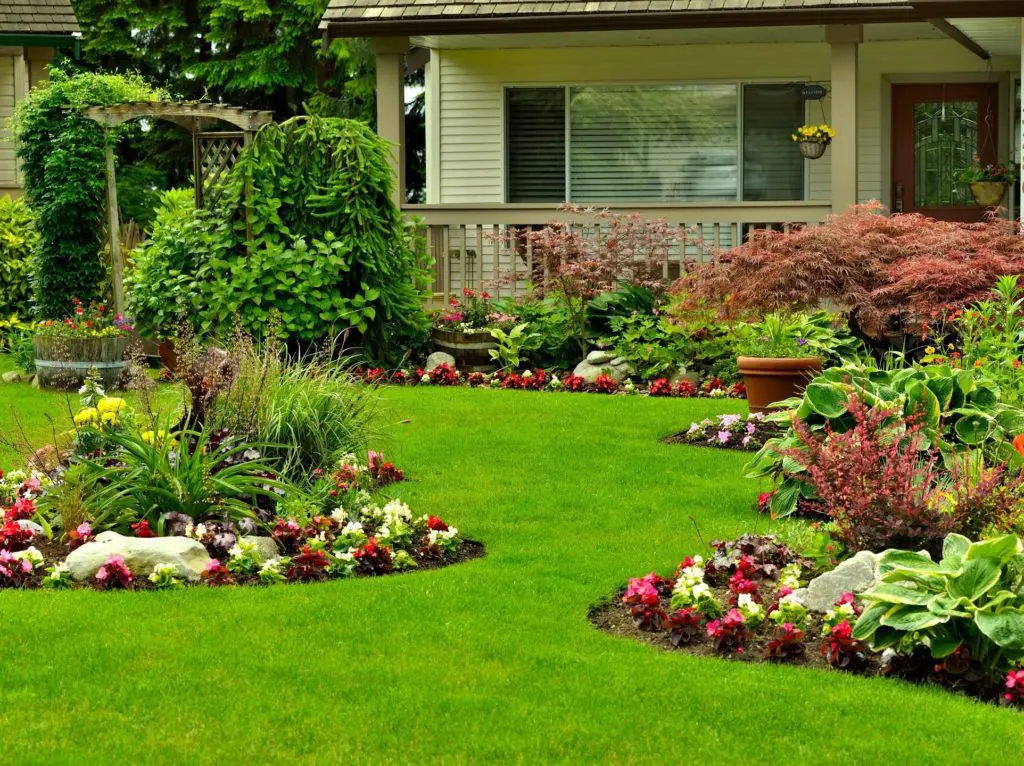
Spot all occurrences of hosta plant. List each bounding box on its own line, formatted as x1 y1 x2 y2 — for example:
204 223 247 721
853 533 1024 682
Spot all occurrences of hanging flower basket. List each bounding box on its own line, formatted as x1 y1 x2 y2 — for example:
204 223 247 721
797 141 828 160
968 181 1009 208
792 123 835 161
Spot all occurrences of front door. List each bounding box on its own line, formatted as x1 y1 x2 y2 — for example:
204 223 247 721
892 83 999 221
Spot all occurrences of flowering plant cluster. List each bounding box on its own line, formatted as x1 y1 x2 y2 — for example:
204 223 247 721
433 289 511 332
360 364 745 399
957 159 1018 185
791 123 835 144
35 298 134 338
322 451 407 496
681 412 779 451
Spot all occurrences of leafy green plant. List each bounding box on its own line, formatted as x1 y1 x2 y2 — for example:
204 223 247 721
601 312 689 381
732 311 863 361
949 276 1024 404
0 322 35 373
127 117 431 359
490 295 577 370
68 425 284 533
488 323 538 373
586 285 657 339
747 362 1024 517
853 533 1024 682
11 69 167 317
0 196 39 318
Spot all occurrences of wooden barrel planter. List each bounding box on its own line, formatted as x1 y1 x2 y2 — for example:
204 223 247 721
431 327 497 372
738 356 822 414
33 335 130 390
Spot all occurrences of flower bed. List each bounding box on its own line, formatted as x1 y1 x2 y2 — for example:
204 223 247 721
592 533 1024 707
360 365 746 399
664 412 783 451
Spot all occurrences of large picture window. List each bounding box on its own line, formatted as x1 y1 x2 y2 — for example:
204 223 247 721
505 83 806 204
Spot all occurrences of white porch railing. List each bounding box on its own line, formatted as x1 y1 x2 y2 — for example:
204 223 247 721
403 201 832 305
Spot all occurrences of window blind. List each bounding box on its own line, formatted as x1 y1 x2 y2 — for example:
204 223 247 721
568 85 739 202
506 88 567 202
742 85 806 201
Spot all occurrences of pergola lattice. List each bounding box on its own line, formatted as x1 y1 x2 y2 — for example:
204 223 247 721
84 102 274 312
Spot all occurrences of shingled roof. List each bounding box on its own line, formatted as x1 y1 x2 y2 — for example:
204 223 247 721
0 0 80 36
322 0 916 29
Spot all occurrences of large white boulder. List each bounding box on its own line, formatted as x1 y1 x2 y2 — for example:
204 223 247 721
425 351 456 371
794 550 880 612
65 531 213 582
572 353 632 383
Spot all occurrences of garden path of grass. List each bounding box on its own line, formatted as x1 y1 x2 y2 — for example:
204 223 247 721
1 384 1022 764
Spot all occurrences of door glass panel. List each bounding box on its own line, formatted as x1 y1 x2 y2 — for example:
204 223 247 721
913 101 978 207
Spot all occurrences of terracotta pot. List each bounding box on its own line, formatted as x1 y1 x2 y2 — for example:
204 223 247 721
968 181 1008 208
431 327 497 372
737 356 822 414
798 140 828 160
158 339 178 374
33 334 130 390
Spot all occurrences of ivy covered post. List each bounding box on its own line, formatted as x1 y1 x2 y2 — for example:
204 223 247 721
102 130 125 314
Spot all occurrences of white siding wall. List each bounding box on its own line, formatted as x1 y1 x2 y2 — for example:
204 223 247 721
433 38 1013 207
0 55 18 189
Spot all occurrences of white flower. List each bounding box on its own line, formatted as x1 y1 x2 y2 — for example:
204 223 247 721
522 370 533 379
229 540 256 560
330 506 348 523
48 561 70 580
691 582 710 600
148 562 179 583
381 499 412 525
421 374 431 384
13 546 44 570
260 558 282 574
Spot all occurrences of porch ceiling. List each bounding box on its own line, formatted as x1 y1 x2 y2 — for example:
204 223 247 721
950 18 1021 58
413 20 943 48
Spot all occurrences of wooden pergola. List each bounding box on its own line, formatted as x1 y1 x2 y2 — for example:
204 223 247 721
84 102 275 313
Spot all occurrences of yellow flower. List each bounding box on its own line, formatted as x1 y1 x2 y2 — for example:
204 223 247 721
97 397 127 415
73 408 99 426
100 411 119 425
924 346 936 355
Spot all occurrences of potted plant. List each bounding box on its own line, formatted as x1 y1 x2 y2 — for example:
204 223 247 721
734 313 828 413
431 289 501 372
33 299 134 390
957 160 1018 207
791 123 835 160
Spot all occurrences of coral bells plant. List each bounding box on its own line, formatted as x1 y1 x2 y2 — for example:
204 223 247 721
94 555 133 589
664 607 703 647
706 609 749 654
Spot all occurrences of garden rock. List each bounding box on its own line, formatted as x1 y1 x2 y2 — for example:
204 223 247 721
17 520 43 535
795 550 880 612
572 354 633 383
241 535 279 562
2 371 20 384
425 351 456 371
65 532 213 582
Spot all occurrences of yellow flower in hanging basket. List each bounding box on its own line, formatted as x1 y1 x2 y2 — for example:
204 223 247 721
791 123 836 144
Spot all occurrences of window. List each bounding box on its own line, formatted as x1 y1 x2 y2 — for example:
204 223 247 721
505 83 807 203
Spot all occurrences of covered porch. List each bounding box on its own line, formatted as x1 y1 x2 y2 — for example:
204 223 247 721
323 0 1024 301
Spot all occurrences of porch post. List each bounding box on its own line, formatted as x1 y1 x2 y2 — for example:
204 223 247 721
372 37 409 206
827 25 862 216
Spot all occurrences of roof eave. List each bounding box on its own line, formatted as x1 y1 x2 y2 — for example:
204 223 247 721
324 4 922 39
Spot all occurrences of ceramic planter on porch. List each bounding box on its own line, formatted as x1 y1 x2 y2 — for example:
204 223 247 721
33 335 130 390
430 327 497 372
737 356 822 414
968 181 1009 208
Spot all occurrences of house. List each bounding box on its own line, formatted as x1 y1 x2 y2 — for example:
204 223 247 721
0 0 80 196
321 0 1024 299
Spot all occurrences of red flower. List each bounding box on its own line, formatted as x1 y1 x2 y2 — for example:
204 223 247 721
131 520 156 538
1014 434 1024 458
649 378 673 397
426 515 449 531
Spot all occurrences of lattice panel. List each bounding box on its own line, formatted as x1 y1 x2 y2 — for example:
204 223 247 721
196 131 244 209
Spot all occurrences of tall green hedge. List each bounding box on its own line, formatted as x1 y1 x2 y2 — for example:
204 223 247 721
11 69 165 318
127 116 432 360
0 195 39 318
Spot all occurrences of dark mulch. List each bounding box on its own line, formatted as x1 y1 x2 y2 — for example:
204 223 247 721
7 538 486 592
590 587 1010 705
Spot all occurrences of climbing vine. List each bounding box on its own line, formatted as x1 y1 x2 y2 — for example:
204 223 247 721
11 69 166 318
128 116 432 359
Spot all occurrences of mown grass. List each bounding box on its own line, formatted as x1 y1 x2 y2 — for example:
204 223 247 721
1 383 1022 764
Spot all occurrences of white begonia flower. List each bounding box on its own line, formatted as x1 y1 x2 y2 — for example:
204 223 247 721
522 370 533 379
13 546 44 569
184 523 195 539
836 602 856 618
690 582 710 600
421 374 431 383
330 507 348 523
342 521 364 535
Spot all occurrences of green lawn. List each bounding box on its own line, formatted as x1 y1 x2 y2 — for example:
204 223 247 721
1 384 1022 764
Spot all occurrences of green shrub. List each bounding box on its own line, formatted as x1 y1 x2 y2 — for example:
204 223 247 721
11 69 166 318
853 533 1024 683
127 116 431 360
0 195 38 318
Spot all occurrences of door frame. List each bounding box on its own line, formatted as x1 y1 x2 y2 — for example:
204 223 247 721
880 72 1011 212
